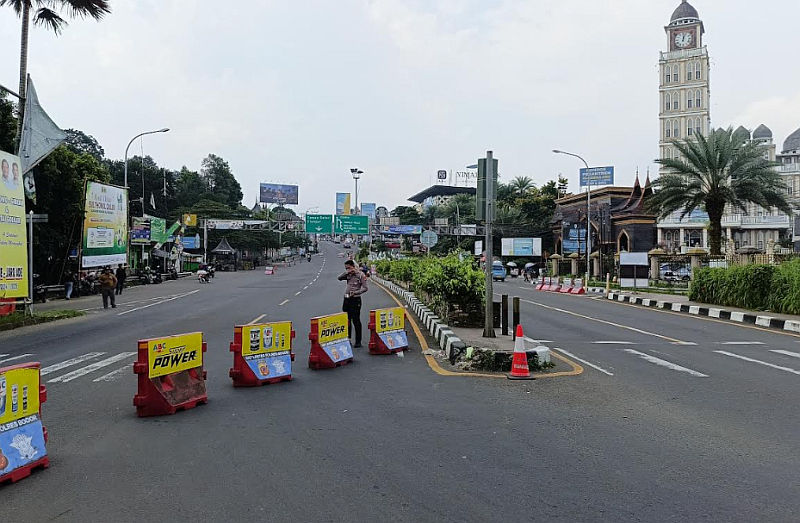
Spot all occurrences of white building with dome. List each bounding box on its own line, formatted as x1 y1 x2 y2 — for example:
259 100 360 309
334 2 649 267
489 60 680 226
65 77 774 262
655 1 794 253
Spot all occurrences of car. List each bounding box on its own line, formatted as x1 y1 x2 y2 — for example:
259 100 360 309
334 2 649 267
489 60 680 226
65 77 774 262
492 263 506 282
661 264 691 281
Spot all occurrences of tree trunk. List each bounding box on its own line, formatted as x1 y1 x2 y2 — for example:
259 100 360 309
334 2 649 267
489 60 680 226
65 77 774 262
15 1 30 146
706 204 724 255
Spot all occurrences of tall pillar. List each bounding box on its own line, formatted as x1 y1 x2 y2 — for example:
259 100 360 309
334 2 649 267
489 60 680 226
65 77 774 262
657 228 663 244
702 228 708 250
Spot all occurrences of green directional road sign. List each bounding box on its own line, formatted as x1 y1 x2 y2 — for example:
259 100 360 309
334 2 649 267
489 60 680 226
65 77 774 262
306 214 333 234
334 215 369 235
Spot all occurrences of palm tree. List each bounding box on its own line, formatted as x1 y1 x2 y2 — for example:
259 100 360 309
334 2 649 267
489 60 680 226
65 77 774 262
509 176 535 197
650 127 792 255
1 0 110 124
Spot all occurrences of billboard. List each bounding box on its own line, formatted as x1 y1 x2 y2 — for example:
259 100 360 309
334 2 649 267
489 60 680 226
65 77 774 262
579 166 614 187
501 238 541 256
81 181 128 268
0 150 28 299
259 183 299 205
361 203 376 220
335 192 351 215
378 225 422 235
130 217 150 244
562 227 586 254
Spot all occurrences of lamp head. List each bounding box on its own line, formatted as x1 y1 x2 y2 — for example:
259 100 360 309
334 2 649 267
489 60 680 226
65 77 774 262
159 128 170 133
552 149 562 154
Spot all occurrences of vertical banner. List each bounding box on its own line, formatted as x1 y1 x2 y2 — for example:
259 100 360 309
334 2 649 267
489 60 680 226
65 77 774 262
150 217 167 244
81 181 129 268
0 150 28 299
335 193 351 215
361 203 376 220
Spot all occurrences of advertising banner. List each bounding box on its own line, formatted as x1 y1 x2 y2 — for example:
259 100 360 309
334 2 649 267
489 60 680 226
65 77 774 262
131 217 150 244
182 213 197 227
335 193 351 215
501 237 542 256
0 150 28 299
562 227 586 254
260 183 299 205
378 225 422 235
241 322 293 380
147 332 204 379
316 312 353 363
0 365 46 478
81 181 128 268
150 217 167 244
361 203 376 220
374 307 408 350
206 219 244 230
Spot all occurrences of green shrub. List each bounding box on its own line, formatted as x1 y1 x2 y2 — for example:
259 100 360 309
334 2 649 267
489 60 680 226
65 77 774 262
690 264 776 311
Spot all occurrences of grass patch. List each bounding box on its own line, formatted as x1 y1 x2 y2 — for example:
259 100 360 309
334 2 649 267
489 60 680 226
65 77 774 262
0 309 86 331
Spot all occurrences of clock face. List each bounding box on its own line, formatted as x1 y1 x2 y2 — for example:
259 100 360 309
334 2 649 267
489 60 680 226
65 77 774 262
675 31 693 49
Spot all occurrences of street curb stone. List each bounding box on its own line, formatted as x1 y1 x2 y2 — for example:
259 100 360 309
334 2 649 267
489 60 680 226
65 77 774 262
607 292 799 333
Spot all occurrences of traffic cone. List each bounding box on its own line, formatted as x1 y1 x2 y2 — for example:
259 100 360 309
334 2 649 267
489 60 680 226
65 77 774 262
507 324 534 380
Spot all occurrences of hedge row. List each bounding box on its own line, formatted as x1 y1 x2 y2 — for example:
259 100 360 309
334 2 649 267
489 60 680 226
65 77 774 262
689 259 800 314
375 256 484 325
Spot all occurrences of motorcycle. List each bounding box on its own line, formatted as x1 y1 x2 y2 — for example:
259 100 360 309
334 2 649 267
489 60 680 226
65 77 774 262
78 271 100 296
198 269 211 283
32 274 48 303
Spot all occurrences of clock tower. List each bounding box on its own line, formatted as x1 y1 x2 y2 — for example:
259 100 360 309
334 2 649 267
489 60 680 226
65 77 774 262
658 0 711 171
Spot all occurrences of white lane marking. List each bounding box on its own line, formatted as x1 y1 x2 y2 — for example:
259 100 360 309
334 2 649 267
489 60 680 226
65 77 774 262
41 352 106 376
48 352 137 383
279 299 289 306
623 348 708 377
117 290 200 316
0 354 33 364
551 347 614 376
0 354 7 358
770 349 800 359
518 298 688 344
248 314 266 325
304 286 309 289
93 365 131 382
717 341 765 345
715 350 800 376
295 291 302 296
671 341 698 346
524 337 553 344
593 341 636 345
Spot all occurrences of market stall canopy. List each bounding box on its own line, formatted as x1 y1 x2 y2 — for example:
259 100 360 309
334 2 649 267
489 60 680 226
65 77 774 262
211 237 235 255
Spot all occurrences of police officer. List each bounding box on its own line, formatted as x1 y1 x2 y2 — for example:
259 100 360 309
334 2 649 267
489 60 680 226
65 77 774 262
338 259 368 348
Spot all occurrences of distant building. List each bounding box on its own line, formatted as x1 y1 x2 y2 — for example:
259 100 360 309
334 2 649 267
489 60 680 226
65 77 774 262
407 185 476 213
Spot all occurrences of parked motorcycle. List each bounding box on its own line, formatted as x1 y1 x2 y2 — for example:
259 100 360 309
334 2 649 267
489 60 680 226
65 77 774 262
32 274 48 303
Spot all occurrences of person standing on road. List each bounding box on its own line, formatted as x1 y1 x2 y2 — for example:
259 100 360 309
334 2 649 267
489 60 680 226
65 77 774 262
98 267 117 309
63 268 75 300
338 259 368 348
115 264 127 295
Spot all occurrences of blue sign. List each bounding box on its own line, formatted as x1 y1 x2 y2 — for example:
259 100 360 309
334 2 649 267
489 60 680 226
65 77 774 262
244 351 292 380
0 415 47 476
361 203 376 219
563 227 587 254
379 331 408 350
322 340 353 363
579 166 614 187
513 238 534 256
378 225 423 235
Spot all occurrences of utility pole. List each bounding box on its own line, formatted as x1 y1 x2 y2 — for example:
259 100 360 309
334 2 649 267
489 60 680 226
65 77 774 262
482 151 496 338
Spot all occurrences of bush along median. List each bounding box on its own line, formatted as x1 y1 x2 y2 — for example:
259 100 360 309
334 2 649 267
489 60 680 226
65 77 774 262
690 261 800 314
0 309 86 331
375 255 484 327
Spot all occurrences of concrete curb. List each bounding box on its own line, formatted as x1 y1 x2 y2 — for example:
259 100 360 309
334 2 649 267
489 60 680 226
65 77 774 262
372 276 467 358
607 292 800 333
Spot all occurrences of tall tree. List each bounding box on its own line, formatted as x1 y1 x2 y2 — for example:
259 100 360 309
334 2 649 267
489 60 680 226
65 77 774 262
509 176 535 197
0 0 110 128
64 128 104 160
0 92 16 152
650 127 792 255
200 154 242 209
390 205 422 225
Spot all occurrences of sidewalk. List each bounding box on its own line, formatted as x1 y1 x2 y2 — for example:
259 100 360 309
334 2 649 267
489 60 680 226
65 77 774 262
608 290 800 332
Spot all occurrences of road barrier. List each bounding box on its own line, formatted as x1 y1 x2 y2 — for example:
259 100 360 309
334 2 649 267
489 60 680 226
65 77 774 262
0 362 49 484
230 321 295 386
133 332 207 417
535 276 545 290
368 306 409 355
570 278 586 294
559 277 573 293
544 276 561 292
308 312 354 369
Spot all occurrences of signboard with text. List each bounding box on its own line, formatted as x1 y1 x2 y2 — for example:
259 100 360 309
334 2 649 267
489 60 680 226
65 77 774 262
306 214 333 234
0 150 28 298
0 364 47 479
334 215 369 235
81 181 128 268
501 237 542 256
147 332 204 379
241 322 293 380
579 166 614 187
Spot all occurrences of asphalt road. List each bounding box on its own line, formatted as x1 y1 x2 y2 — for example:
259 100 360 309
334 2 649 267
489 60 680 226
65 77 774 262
2 247 799 522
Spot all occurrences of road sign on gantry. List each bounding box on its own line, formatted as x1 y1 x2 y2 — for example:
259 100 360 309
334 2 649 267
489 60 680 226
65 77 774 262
0 362 49 484
306 214 333 234
334 215 369 235
133 332 207 417
368 306 408 355
230 321 295 386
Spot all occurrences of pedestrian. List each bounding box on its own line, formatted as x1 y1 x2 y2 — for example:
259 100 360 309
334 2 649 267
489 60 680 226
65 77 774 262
360 262 370 278
115 264 127 295
338 259 368 348
63 268 75 300
98 266 117 309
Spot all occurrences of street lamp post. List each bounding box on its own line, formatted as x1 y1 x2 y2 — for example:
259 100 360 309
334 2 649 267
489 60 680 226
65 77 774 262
553 149 591 284
124 128 170 188
350 168 363 245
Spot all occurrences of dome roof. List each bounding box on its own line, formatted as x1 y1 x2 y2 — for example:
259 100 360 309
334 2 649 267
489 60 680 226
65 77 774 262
783 127 800 153
671 1 699 22
752 124 773 139
733 126 751 142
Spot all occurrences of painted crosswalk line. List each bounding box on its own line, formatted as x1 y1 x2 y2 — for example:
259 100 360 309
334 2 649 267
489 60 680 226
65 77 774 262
770 349 800 359
41 352 106 376
48 352 137 383
551 348 614 376
623 348 708 377
93 365 131 382
0 353 34 365
715 350 800 376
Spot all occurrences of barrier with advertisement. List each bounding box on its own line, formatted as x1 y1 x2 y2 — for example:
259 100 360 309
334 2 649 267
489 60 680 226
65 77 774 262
570 278 586 294
535 276 545 290
540 276 551 291
559 277 573 293
133 332 207 417
546 277 561 292
0 362 49 484
81 181 128 268
0 150 29 299
230 321 296 386
368 307 408 355
308 312 354 369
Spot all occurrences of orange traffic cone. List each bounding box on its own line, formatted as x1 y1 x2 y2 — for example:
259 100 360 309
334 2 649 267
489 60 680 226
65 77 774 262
508 324 535 380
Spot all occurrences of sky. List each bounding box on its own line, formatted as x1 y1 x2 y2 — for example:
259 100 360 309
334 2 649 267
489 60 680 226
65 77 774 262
1 0 799 214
